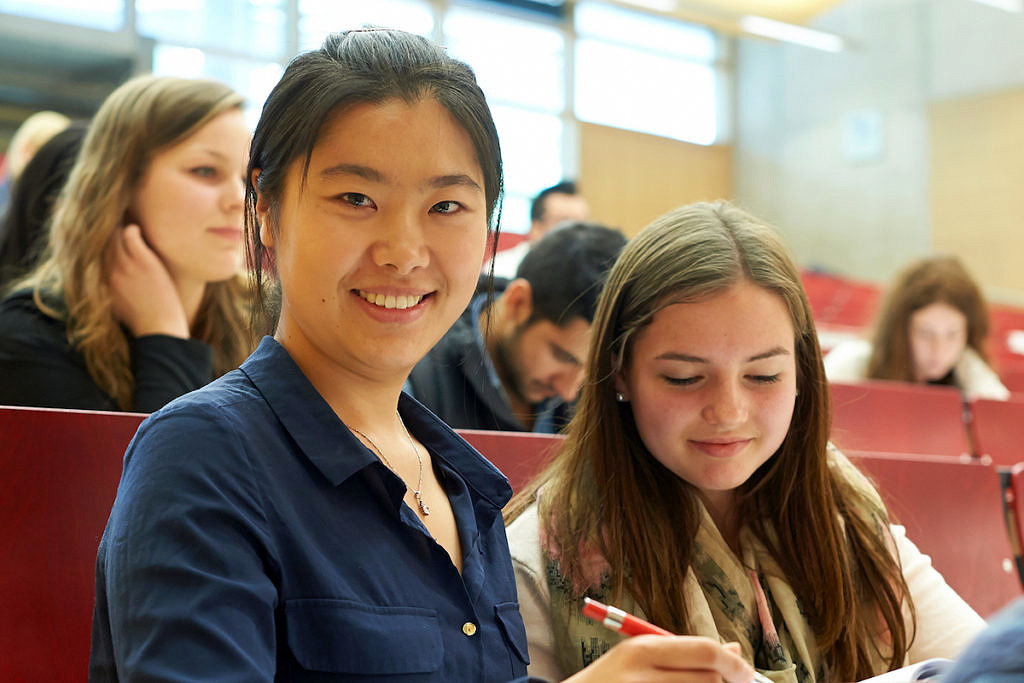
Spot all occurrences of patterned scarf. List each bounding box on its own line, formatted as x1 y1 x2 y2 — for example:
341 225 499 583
541 449 896 682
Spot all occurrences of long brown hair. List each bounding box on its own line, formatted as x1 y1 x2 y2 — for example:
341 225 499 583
507 201 913 681
18 75 252 409
867 254 989 381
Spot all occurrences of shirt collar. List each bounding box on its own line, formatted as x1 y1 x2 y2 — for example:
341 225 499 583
241 336 511 509
240 337 376 485
399 391 513 510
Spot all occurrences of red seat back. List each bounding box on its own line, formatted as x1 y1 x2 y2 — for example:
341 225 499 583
801 270 845 317
849 450 1022 617
998 367 1024 394
988 304 1024 380
456 429 563 494
1008 464 1024 582
1 406 145 681
970 396 1024 467
482 231 529 265
800 269 881 329
830 381 971 457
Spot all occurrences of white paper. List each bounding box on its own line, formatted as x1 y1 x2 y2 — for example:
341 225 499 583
857 658 954 682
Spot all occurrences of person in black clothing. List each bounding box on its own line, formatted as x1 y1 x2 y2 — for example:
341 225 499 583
0 75 253 412
0 122 87 288
408 221 626 432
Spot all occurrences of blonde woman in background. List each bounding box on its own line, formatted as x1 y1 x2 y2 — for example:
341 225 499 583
824 254 1009 400
0 75 253 411
0 110 70 214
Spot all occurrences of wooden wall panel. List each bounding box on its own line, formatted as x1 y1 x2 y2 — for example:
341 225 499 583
930 88 1024 299
578 122 733 238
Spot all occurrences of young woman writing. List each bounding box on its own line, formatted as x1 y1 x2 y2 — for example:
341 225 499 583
506 202 985 683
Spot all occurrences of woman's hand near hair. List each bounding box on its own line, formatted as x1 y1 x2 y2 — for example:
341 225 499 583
110 224 190 339
564 637 756 683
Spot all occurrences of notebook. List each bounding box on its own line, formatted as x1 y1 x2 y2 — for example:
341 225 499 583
858 658 953 682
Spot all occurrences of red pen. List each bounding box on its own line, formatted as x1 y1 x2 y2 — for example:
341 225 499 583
581 596 672 636
581 597 774 683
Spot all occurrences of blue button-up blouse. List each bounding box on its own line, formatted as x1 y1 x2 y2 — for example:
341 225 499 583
90 337 536 682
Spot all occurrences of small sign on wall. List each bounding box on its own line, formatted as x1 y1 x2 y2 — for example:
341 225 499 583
842 108 885 163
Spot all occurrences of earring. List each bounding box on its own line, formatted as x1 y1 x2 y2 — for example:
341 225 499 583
615 392 628 403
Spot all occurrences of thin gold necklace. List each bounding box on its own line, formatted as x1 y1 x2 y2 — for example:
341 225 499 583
350 412 430 516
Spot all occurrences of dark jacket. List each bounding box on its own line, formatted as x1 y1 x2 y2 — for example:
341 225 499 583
0 288 213 412
407 281 570 433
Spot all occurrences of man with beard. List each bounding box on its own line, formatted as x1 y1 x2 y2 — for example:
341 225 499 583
408 221 625 432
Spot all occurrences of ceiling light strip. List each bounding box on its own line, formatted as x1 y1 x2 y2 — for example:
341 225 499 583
739 15 844 52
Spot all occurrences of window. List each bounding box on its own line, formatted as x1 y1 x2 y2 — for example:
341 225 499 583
1 0 731 222
444 6 564 112
0 0 125 30
490 104 566 231
152 45 281 128
137 0 287 60
574 1 721 145
298 0 434 51
444 5 567 232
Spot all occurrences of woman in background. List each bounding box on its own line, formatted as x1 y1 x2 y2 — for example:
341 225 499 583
824 254 1008 400
0 121 87 288
506 202 984 682
0 75 252 412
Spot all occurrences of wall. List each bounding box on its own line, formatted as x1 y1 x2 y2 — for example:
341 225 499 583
734 0 932 283
733 0 1024 303
930 88 1024 300
578 121 733 238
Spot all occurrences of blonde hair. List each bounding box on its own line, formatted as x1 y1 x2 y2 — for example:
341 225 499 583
6 110 71 178
19 75 251 409
508 201 913 681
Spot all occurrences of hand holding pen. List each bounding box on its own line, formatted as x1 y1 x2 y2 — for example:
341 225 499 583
568 597 771 683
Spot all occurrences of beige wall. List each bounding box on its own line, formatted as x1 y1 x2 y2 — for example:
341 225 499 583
578 122 733 238
930 88 1024 302
578 87 1024 305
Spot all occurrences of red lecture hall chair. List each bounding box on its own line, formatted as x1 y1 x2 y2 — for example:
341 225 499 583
1 406 145 681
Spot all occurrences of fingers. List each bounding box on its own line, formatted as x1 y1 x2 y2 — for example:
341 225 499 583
119 224 158 265
108 224 190 338
565 635 757 683
638 635 754 682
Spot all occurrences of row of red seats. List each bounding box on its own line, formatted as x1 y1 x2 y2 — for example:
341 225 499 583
831 378 1024 618
829 380 1024 463
2 404 1023 680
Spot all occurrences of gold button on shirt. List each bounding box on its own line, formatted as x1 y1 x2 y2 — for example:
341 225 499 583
462 622 477 636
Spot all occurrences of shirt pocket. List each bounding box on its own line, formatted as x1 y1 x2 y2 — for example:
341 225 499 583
494 601 530 665
284 598 443 674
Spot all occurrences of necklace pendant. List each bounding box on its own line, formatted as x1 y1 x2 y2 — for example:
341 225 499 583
415 492 430 516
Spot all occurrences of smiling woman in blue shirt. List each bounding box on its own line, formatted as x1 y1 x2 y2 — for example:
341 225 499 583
88 28 756 683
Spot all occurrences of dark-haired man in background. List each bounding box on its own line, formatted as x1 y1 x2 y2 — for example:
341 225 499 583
409 221 625 432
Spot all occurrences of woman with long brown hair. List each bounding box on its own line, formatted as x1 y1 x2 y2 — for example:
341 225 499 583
824 254 1008 400
506 202 984 682
0 75 252 411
